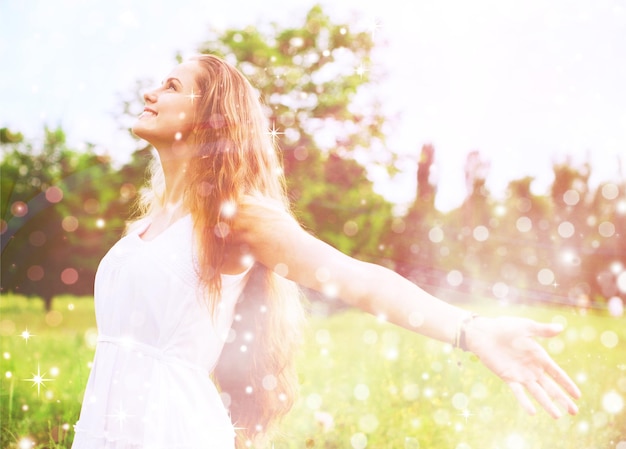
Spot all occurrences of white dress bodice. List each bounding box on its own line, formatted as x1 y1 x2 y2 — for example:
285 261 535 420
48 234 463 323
72 215 248 449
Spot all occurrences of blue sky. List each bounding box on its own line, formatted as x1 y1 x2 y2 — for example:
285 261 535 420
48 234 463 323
2 0 625 211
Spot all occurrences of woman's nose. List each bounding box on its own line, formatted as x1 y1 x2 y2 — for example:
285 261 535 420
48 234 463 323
143 90 157 104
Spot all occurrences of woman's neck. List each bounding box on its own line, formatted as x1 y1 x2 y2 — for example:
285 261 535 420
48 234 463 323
156 142 193 208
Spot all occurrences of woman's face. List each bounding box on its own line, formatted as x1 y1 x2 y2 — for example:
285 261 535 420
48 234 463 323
132 60 202 148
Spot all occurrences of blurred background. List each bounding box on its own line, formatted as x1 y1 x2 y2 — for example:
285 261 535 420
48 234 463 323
1 1 625 448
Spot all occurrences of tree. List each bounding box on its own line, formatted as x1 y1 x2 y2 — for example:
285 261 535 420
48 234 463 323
194 4 394 262
387 144 441 292
1 126 149 310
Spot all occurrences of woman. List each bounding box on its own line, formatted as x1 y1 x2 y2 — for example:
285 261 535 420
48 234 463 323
72 54 581 449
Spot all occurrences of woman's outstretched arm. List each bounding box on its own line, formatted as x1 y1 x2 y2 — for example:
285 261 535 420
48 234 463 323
233 196 582 418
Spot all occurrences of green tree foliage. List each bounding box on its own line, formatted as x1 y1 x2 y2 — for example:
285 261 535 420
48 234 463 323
195 4 394 261
1 126 150 310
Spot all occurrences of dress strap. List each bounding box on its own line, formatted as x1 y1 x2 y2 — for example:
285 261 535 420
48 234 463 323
97 334 207 374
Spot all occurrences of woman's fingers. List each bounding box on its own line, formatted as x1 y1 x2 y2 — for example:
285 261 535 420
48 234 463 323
527 319 582 411
529 321 564 338
508 382 537 416
543 358 582 402
510 365 580 418
538 372 579 416
525 380 563 418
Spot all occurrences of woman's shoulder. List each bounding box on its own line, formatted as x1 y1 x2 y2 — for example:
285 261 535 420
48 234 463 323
124 215 152 236
234 194 301 242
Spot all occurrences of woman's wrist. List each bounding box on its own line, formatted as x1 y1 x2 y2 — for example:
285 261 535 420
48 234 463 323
453 313 481 353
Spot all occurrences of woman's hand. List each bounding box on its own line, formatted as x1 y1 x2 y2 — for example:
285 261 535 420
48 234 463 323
465 316 581 418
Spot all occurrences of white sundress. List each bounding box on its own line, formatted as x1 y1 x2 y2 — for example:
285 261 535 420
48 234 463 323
72 214 249 449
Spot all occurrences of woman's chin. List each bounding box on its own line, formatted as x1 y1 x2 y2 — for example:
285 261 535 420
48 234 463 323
131 123 150 141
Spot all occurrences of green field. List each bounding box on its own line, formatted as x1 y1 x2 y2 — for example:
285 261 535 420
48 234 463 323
1 295 624 448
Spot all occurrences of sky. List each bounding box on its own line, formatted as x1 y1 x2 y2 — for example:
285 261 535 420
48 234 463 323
1 0 625 212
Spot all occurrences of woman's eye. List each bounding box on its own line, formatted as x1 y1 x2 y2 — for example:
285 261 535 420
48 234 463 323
167 82 176 91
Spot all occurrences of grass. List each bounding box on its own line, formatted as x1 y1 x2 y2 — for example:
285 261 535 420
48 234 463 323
1 294 625 448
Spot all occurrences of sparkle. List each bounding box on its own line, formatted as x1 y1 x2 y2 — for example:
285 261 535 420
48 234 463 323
186 87 201 104
109 403 132 429
23 364 53 397
20 329 34 342
18 436 35 449
367 18 383 38
267 123 284 142
355 64 368 78
459 408 473 422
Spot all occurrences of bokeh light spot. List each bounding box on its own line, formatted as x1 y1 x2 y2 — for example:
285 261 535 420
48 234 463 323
451 392 469 410
45 310 63 327
343 220 358 236
608 296 624 317
350 432 367 449
45 186 63 203
306 393 322 410
61 268 78 285
62 216 79 232
214 222 230 238
84 329 98 350
29 230 46 246
447 270 463 287
600 330 618 348
273 262 288 277
516 216 532 233
537 268 555 285
260 374 276 391
315 266 330 283
428 226 444 243
563 189 580 206
408 311 424 328
598 221 615 237
11 201 28 217
120 183 136 200
471 383 488 399
472 225 489 242
391 218 405 234
505 433 526 449
602 390 624 414
618 272 626 294
354 383 370 401
492 282 508 299
27 265 44 281
548 338 564 355
557 221 575 238
580 325 596 342
601 183 619 200
405 437 420 449
402 383 420 401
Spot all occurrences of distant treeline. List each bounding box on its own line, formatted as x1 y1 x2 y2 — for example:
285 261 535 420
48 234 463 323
1 128 624 312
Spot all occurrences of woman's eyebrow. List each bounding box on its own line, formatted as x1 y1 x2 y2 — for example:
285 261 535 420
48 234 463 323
162 77 183 86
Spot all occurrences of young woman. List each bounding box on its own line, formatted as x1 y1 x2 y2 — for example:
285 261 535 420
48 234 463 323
71 54 581 449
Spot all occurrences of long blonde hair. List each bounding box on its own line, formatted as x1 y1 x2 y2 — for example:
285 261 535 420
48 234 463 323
131 54 306 448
